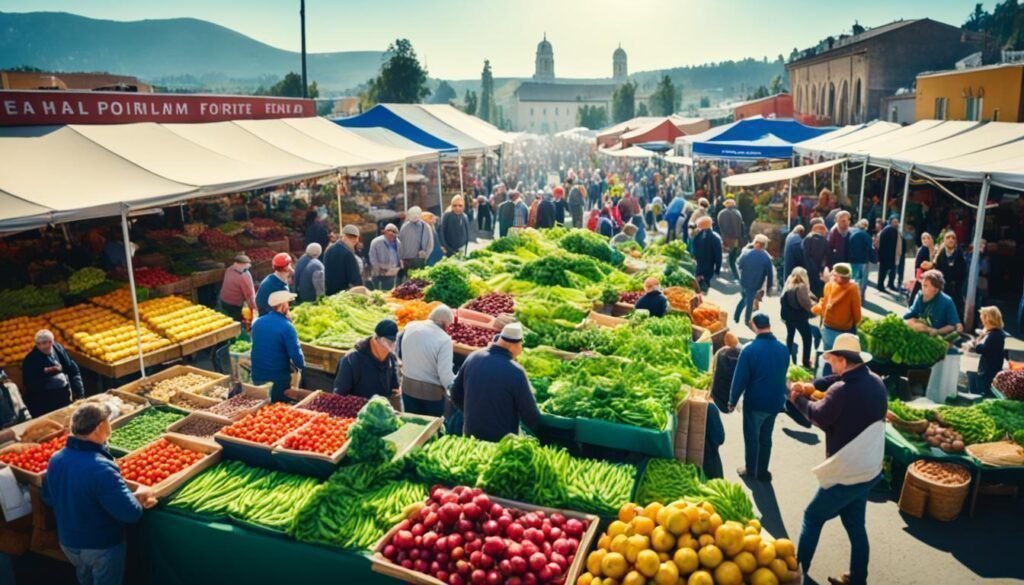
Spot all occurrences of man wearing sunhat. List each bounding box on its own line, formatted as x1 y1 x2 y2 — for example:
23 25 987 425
293 243 326 304
728 312 789 481
323 224 364 294
450 322 541 442
369 223 402 291
399 206 434 274
219 254 257 320
255 252 293 316
251 290 305 403
334 319 402 408
790 333 887 585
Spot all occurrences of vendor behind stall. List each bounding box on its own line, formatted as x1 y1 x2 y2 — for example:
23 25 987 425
324 225 364 294
333 319 402 408
634 277 668 317
903 269 962 336
450 322 541 442
22 329 84 417
397 306 456 416
293 243 325 304
219 254 257 321
965 306 1007 397
250 291 305 403
255 253 293 316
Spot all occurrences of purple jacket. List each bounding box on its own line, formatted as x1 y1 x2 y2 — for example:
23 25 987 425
826 226 849 267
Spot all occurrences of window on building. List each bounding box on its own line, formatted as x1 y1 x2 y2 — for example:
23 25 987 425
934 97 947 120
993 108 1000 121
890 106 898 123
965 96 982 121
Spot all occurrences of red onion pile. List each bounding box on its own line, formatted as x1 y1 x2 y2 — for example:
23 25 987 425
245 247 277 263
446 322 496 347
466 292 515 317
301 393 367 418
618 291 644 305
393 279 432 300
198 229 241 250
380 485 588 585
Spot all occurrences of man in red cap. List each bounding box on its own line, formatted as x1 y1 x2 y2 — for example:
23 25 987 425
255 252 293 316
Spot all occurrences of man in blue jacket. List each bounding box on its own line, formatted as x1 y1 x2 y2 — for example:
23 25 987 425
43 404 156 585
664 195 686 243
729 313 789 481
735 235 773 325
847 219 875 298
783 225 805 284
691 216 722 293
251 290 306 402
451 322 541 442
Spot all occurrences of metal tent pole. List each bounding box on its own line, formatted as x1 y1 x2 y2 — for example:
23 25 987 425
458 155 465 196
121 206 146 377
857 157 869 221
437 156 444 212
787 177 793 228
897 165 913 264
336 173 343 226
881 166 892 223
964 175 991 331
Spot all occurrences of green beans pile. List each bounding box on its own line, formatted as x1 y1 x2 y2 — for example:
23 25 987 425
109 408 185 452
409 434 497 486
635 458 705 507
563 456 636 516
888 399 927 422
477 435 569 507
168 461 321 531
291 462 428 550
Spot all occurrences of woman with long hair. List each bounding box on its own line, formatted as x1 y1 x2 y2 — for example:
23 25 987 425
909 231 937 304
781 267 817 369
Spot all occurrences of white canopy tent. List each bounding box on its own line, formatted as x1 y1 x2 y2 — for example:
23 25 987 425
343 126 440 159
663 155 693 166
722 158 847 188
793 121 901 158
598 145 658 158
790 124 866 156
376 104 490 156
420 104 513 147
283 117 440 165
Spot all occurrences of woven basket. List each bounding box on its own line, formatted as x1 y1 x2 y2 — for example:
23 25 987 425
898 481 928 518
888 414 929 434
906 461 971 522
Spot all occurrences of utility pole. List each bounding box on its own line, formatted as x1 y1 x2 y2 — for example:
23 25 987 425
300 0 308 98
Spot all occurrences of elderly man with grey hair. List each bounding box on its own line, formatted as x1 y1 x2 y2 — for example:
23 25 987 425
399 206 434 274
43 403 156 585
396 305 456 416
22 329 84 417
293 242 326 304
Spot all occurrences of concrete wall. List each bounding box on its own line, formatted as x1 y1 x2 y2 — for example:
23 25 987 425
880 95 916 124
513 99 611 133
915 65 1024 122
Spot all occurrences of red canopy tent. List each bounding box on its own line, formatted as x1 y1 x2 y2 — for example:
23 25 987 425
621 118 687 147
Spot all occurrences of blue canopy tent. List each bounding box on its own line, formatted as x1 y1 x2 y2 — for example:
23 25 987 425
683 116 832 160
334 105 461 154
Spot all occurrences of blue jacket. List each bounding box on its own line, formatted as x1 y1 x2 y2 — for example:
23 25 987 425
597 217 614 238
903 291 961 330
255 273 288 316
738 247 773 292
635 290 668 317
729 332 789 413
250 311 305 385
451 345 541 442
847 228 874 264
42 437 143 549
692 229 723 280
783 233 804 280
293 255 311 297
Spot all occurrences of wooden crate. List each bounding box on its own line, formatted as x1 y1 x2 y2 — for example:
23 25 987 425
272 413 352 464
150 278 193 298
455 307 498 329
178 321 242 356
587 310 627 328
114 364 229 405
1 430 66 487
300 342 348 373
204 383 270 421
392 414 443 461
28 485 65 562
66 343 182 379
165 411 232 445
370 496 600 585
120 435 222 499
168 390 222 412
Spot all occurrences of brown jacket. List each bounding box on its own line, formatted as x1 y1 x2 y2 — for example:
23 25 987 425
812 279 862 331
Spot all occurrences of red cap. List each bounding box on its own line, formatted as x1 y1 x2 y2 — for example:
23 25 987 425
272 252 292 269
553 186 565 197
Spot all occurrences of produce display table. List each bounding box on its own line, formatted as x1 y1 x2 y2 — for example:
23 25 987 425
300 342 347 373
138 508 395 585
534 411 677 459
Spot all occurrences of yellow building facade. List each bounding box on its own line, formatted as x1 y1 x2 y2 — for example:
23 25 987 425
915 63 1024 122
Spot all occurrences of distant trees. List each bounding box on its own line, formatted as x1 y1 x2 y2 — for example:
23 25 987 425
431 80 456 104
699 96 711 108
255 72 319 98
576 105 608 129
612 81 637 123
463 90 478 115
768 74 786 95
648 75 679 116
963 1 1024 49
636 102 649 116
478 60 496 123
359 38 431 110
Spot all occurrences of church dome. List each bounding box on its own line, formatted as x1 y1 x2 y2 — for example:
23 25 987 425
537 34 553 54
613 46 626 59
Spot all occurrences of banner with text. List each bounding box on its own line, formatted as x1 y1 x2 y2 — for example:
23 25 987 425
0 91 316 126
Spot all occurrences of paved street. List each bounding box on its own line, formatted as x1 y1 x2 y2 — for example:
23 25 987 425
702 266 1024 584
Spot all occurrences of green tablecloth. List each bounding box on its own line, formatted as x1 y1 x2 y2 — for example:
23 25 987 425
535 411 676 458
883 423 975 467
139 508 396 585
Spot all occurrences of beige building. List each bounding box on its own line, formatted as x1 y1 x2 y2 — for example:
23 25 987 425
512 36 627 133
786 19 981 125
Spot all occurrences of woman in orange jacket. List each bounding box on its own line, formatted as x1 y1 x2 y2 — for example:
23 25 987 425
812 263 862 370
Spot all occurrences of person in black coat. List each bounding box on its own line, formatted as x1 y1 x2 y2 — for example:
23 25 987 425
783 225 805 284
691 216 722 293
535 194 557 229
935 232 968 318
710 333 741 412
22 330 84 417
323 227 364 295
966 306 1007 397
876 216 902 293
333 321 401 407
635 277 669 317
304 211 330 250
802 219 829 297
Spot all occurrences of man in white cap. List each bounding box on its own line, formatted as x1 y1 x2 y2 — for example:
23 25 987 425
369 223 402 291
396 305 455 416
292 243 325 304
398 206 433 275
789 333 886 585
450 322 540 442
323 224 364 294
250 290 305 403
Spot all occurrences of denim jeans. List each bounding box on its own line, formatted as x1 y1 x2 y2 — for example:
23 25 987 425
798 474 882 585
821 326 850 376
733 288 758 325
741 409 777 476
372 275 397 291
851 263 868 297
402 394 445 417
62 541 127 585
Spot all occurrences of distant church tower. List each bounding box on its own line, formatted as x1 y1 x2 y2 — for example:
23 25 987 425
613 44 628 83
534 33 555 81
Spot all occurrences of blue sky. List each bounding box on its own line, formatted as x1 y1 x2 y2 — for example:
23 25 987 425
0 0 982 79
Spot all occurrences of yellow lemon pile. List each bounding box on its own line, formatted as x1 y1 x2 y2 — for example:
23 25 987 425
577 501 799 585
140 296 234 342
45 304 173 364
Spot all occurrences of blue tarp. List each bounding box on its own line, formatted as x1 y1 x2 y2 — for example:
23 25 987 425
335 105 458 153
687 116 833 160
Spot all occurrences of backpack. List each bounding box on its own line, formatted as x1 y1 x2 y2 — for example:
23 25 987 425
780 289 810 322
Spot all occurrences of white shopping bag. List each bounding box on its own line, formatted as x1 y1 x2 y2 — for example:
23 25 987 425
0 466 31 522
926 352 960 404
